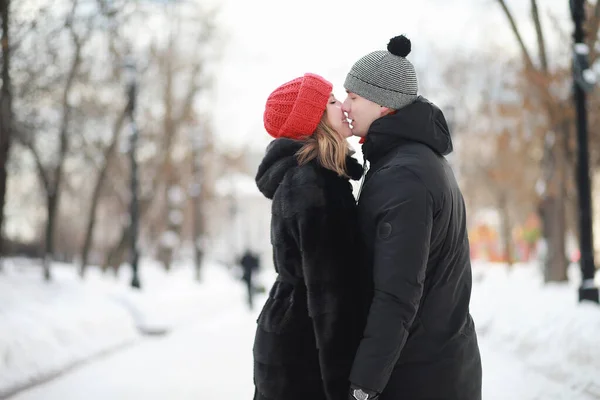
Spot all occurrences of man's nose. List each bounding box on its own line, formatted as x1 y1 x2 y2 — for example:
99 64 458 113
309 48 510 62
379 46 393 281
342 99 350 113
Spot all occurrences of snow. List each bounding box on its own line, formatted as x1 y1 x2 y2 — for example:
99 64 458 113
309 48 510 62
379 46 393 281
10 290 259 400
0 257 263 399
2 258 600 399
583 69 597 85
575 43 590 55
479 341 598 400
470 263 600 399
0 259 137 398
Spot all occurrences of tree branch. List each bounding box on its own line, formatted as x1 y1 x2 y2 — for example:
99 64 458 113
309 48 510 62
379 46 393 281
176 63 202 124
546 10 572 49
531 0 549 72
53 0 87 196
14 132 51 194
496 0 536 69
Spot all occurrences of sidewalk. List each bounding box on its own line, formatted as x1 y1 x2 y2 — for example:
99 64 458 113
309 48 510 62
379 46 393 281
11 291 598 400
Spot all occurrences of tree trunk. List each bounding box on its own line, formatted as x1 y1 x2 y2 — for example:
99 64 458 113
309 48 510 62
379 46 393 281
190 143 204 281
43 193 58 281
545 135 569 282
80 191 101 277
158 183 184 272
79 108 126 277
541 196 569 282
102 198 152 277
536 126 570 283
195 244 203 281
192 192 204 281
103 224 130 277
498 194 514 267
0 0 12 267
43 3 82 281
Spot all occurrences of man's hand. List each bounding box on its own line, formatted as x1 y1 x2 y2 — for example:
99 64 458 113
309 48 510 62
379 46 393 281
349 385 379 400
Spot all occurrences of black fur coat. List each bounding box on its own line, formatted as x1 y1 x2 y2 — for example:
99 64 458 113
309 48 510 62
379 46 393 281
253 138 368 400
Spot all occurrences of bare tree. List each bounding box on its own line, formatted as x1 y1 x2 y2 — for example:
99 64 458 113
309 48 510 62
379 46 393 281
79 106 127 277
495 0 576 281
0 0 12 267
587 1 600 63
0 0 226 276
16 0 92 280
186 117 216 281
146 4 220 271
442 50 544 266
76 2 133 277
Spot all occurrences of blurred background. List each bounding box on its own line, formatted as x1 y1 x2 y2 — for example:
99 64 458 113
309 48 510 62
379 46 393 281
1 0 600 399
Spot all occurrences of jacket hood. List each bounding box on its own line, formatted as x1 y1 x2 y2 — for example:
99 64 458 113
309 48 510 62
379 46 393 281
362 96 453 163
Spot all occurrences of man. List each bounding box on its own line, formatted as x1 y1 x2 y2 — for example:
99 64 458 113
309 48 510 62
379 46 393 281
342 35 482 400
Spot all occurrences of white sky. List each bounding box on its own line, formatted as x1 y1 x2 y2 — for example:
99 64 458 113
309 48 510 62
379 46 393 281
211 0 572 151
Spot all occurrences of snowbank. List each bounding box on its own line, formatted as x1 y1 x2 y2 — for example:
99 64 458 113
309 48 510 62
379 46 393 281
471 263 600 398
0 259 137 397
0 257 251 398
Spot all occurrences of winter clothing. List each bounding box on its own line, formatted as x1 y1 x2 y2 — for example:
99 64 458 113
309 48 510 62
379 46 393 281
253 138 368 400
263 73 333 140
351 97 482 400
344 35 418 110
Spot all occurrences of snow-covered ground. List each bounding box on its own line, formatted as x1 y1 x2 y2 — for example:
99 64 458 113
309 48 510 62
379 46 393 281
1 258 600 399
10 283 260 400
0 257 264 399
471 263 600 399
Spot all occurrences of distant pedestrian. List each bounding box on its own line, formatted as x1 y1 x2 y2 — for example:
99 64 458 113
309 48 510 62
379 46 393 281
240 249 260 309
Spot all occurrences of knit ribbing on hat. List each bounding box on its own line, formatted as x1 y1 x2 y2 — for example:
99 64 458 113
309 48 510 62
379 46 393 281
263 73 332 140
344 50 418 110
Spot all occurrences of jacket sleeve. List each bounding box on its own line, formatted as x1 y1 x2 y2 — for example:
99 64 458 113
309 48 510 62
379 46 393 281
286 184 358 400
349 166 433 393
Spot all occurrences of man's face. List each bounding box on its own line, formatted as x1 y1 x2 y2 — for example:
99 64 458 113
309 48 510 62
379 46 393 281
342 91 389 137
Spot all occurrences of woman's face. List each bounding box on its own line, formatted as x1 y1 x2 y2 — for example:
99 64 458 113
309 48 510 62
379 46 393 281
326 93 353 138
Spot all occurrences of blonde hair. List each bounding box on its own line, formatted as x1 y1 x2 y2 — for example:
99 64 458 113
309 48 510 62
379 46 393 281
296 115 352 177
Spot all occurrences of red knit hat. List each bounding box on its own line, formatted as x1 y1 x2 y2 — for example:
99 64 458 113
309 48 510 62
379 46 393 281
263 73 333 140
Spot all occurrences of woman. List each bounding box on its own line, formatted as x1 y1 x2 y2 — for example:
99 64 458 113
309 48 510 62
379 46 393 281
253 73 368 400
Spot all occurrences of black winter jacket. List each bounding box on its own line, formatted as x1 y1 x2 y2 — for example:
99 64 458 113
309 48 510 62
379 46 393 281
350 97 482 400
253 138 368 400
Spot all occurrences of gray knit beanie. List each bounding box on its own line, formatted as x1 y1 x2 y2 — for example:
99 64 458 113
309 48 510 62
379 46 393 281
344 35 418 110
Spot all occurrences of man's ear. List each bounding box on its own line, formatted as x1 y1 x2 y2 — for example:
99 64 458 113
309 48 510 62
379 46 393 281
380 106 391 116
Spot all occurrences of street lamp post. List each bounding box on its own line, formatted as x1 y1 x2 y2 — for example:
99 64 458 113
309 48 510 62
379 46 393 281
124 57 141 289
570 0 598 303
